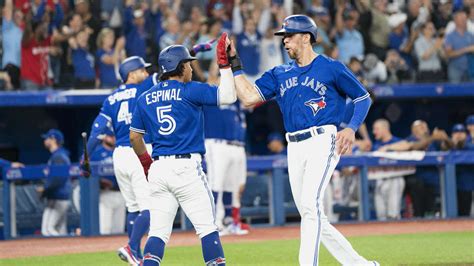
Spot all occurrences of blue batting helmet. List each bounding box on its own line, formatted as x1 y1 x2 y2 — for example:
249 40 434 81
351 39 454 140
158 45 196 75
119 56 151 82
274 15 318 43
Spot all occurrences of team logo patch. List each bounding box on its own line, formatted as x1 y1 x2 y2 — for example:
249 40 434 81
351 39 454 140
305 97 326 116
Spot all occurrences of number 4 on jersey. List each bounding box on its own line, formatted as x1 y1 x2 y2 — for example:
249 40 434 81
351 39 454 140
117 101 132 125
157 105 176 135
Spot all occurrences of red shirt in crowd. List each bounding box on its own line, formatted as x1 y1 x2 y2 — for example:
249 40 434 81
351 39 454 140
21 36 51 86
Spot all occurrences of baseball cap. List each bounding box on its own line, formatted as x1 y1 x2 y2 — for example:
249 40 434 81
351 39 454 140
388 13 407 28
466 115 474 125
133 9 144 18
42 129 64 144
267 132 284 143
452 124 466 133
213 2 224 10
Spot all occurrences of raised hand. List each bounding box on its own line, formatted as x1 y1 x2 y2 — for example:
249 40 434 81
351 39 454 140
216 32 231 68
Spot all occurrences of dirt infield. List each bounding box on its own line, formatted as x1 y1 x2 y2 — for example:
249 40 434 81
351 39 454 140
0 219 472 259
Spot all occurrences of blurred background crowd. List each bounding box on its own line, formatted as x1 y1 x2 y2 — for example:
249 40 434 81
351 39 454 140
1 0 474 91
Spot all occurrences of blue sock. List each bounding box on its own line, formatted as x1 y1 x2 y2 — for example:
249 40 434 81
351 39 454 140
143 236 165 266
201 231 225 265
222 191 233 219
129 210 150 258
212 191 219 205
126 211 139 239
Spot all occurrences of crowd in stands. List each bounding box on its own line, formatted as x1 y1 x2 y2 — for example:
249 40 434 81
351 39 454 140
1 0 474 91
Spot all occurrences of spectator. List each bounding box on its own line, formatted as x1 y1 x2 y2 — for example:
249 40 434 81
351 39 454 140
68 29 96 89
75 0 101 52
21 20 57 90
466 115 474 150
384 49 411 84
2 0 23 89
260 27 284 74
267 132 286 155
446 5 474 34
100 0 124 30
444 8 474 83
159 14 192 52
432 0 453 30
334 6 364 64
310 6 332 55
388 12 417 69
362 53 387 85
32 0 64 34
90 134 126 235
195 18 221 80
347 57 367 86
233 0 271 83
124 7 148 59
39 129 71 236
406 0 431 31
96 28 125 88
210 1 232 33
368 0 391 60
0 71 14 90
414 21 445 82
371 119 405 220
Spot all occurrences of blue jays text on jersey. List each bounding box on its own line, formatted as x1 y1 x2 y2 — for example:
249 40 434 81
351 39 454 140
87 74 158 152
254 55 370 133
204 101 246 142
130 80 219 158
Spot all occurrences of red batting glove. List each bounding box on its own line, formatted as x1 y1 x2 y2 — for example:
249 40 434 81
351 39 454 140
138 153 153 180
216 32 230 69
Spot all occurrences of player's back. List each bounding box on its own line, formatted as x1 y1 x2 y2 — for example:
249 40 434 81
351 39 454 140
203 103 241 141
134 80 219 157
101 74 157 146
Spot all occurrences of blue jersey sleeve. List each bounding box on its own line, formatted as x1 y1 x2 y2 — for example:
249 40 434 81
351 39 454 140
130 101 146 134
333 62 368 100
138 73 159 95
254 69 278 101
184 82 219 106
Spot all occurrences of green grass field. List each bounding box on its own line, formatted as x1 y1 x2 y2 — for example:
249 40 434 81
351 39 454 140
1 231 473 265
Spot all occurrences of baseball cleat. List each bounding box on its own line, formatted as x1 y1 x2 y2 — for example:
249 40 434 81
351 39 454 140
219 222 249 236
117 245 141 265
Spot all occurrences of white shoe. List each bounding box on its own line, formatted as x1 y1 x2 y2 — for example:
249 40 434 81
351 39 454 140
219 223 249 236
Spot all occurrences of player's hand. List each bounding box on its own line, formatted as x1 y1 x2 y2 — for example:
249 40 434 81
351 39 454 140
191 39 216 55
336 128 355 155
80 156 91 178
216 32 231 68
138 153 153 180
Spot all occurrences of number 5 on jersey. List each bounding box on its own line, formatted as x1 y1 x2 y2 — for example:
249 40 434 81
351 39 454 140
157 105 176 135
117 101 132 125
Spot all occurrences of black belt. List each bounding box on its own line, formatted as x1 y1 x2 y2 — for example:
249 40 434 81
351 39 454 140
287 127 325 143
153 153 192 160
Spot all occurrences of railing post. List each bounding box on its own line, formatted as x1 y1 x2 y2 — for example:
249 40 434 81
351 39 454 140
442 163 458 218
359 166 370 221
269 168 285 226
79 175 100 236
2 171 11 240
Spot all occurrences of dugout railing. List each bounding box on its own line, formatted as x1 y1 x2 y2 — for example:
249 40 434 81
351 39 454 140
2 151 474 240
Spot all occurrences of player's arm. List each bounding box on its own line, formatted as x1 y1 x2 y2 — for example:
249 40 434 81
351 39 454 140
86 113 111 156
129 104 152 177
226 39 265 108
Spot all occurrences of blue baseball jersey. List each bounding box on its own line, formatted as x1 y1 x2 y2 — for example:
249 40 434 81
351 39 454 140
236 32 262 76
99 74 158 147
255 55 369 133
44 148 72 200
406 135 440 186
96 49 120 88
90 145 119 190
72 48 96 80
130 80 219 157
372 136 401 151
204 102 245 141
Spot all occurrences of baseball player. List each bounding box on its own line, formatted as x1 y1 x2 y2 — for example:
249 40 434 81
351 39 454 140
129 34 236 266
372 119 405 220
466 115 474 149
203 101 248 235
229 15 378 265
39 129 71 236
89 134 126 235
85 56 158 265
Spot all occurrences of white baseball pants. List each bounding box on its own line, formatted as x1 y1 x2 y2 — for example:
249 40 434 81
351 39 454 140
113 145 152 212
374 176 405 220
99 190 126 234
147 154 218 243
41 199 70 236
287 125 371 266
